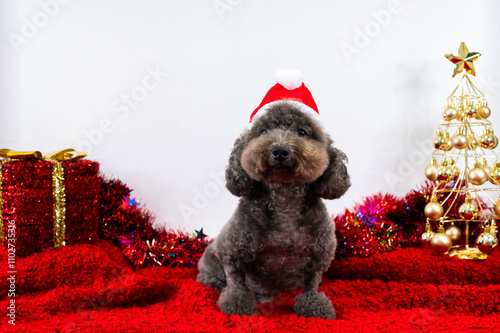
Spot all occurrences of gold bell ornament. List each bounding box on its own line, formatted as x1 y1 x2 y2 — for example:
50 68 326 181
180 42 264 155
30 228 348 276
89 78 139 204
458 195 478 221
452 126 468 149
421 221 435 247
442 101 457 121
476 222 498 255
489 161 500 185
430 223 453 253
424 158 439 181
477 100 491 119
436 159 453 183
424 194 444 221
468 160 488 186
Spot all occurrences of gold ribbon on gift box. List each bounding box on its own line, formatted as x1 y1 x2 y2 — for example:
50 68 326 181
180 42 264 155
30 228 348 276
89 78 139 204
0 149 87 249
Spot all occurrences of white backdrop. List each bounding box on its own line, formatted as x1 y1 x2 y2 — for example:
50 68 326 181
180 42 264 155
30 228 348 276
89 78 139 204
1 0 500 237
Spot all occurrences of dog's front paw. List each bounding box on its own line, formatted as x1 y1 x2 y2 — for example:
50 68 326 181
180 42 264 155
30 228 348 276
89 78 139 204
217 288 257 316
294 291 335 319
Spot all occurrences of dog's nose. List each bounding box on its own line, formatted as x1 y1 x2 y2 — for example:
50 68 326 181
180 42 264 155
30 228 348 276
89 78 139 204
272 146 290 161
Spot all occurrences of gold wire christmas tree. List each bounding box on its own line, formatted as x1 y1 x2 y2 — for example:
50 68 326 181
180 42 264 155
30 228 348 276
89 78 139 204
422 42 499 259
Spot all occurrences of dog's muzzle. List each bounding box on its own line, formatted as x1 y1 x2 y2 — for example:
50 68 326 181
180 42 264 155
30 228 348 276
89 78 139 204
270 145 293 169
272 146 290 161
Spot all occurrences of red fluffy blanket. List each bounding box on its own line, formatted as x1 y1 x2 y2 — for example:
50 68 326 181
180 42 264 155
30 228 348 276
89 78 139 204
1 241 499 332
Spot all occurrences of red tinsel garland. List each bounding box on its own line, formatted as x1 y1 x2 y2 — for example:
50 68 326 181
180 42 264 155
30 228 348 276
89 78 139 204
334 182 435 258
100 177 209 268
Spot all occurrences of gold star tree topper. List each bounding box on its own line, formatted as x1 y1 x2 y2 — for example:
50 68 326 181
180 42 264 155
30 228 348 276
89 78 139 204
445 42 481 77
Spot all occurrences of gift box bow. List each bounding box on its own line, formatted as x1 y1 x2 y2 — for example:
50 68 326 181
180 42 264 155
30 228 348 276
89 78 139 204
0 148 87 160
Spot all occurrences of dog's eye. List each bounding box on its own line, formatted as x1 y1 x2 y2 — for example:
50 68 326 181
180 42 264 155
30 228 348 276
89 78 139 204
261 129 267 135
297 129 308 137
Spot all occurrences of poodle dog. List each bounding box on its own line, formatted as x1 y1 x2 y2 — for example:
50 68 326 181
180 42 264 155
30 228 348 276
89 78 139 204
197 101 350 319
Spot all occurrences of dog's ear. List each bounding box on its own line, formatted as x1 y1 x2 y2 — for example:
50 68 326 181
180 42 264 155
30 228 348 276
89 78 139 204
310 143 350 200
225 135 260 197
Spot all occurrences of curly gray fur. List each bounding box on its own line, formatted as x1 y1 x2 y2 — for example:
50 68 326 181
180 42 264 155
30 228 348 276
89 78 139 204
197 102 350 319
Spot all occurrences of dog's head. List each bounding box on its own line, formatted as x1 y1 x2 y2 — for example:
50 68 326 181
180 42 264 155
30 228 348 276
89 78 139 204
226 102 350 199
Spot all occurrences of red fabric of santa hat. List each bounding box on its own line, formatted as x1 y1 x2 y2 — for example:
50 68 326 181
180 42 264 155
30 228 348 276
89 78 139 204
249 68 320 126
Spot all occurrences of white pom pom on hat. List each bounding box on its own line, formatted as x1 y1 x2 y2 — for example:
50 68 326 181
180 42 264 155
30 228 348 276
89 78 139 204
249 68 321 126
273 68 304 90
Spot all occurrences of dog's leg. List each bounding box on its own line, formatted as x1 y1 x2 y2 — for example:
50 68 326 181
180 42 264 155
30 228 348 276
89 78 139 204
217 265 257 316
294 271 335 319
197 244 226 291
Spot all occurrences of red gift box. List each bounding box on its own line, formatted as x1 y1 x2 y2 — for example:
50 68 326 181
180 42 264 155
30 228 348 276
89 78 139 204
0 149 101 256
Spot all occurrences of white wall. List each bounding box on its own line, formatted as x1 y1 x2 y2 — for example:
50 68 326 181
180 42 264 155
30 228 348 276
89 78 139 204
1 0 500 237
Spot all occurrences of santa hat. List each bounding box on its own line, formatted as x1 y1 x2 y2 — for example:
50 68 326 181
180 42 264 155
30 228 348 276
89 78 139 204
249 68 320 126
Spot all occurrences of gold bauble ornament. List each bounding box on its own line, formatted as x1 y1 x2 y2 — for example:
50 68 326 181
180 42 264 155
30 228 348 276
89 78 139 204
489 161 500 185
479 107 491 119
436 160 453 183
424 195 444 220
421 231 434 247
477 233 498 255
442 110 456 122
492 136 499 149
478 101 491 119
445 224 462 242
465 105 478 118
442 102 457 121
469 100 482 119
430 225 452 253
476 224 498 255
421 222 434 248
458 195 478 221
468 160 488 185
425 203 444 221
467 135 478 150
480 134 496 148
424 158 439 181
433 130 447 150
469 169 488 185
480 128 496 149
452 127 468 149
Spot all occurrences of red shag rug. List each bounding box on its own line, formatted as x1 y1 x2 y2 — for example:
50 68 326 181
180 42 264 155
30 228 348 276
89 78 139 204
1 241 500 332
